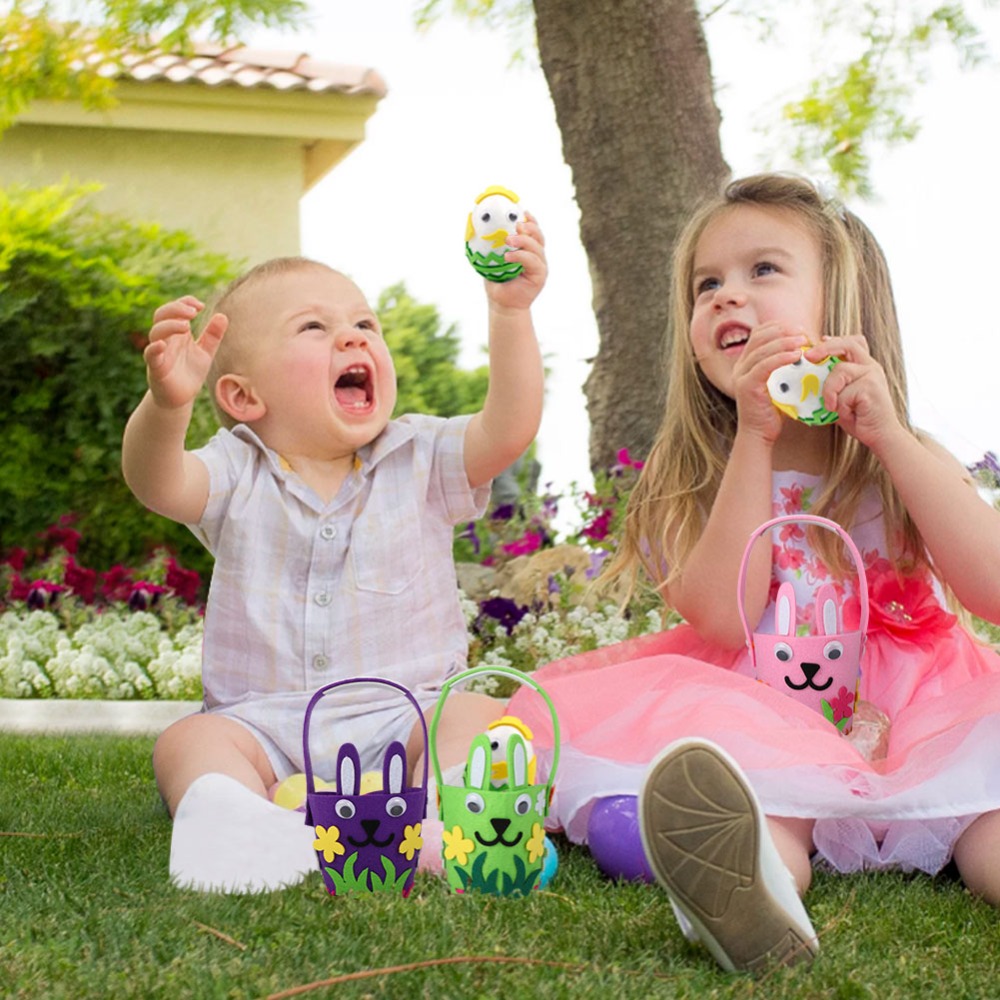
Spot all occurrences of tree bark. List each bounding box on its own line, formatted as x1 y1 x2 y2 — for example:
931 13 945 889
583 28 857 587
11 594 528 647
533 0 728 471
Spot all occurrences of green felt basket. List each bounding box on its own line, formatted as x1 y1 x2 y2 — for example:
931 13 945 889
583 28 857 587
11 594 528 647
429 667 560 896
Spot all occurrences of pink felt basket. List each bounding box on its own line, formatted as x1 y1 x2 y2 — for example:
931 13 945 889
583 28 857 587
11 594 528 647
737 514 869 733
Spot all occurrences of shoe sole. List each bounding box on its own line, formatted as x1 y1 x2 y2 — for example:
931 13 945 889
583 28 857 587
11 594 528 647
639 740 818 973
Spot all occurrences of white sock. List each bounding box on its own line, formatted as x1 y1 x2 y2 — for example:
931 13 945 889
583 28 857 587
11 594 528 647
170 773 316 894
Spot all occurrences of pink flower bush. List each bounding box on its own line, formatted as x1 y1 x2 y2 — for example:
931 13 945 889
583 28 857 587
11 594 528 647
2 518 205 621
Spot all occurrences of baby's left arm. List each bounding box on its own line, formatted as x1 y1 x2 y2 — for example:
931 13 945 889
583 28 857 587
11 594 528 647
464 214 547 489
808 336 1000 622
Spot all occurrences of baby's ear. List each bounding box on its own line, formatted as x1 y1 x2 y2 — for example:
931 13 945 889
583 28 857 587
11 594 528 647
215 373 267 424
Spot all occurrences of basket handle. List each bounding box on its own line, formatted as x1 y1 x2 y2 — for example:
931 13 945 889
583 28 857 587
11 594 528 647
736 514 869 648
301 677 429 798
428 666 561 795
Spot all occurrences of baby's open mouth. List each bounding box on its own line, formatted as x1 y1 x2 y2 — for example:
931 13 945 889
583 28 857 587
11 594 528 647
334 365 373 410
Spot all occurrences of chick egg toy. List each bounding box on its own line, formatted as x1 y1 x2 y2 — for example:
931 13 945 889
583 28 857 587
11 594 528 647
465 186 525 282
767 352 840 426
486 715 537 788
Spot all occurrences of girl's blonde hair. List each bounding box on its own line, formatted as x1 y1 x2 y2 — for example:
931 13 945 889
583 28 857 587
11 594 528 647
606 173 922 599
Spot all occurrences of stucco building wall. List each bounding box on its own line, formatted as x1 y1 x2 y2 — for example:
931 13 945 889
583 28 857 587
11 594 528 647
1 122 302 266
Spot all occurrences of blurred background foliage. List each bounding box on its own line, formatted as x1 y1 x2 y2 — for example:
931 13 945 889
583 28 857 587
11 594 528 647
0 183 490 580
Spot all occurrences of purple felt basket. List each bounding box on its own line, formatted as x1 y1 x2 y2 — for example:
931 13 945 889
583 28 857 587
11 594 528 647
302 677 428 896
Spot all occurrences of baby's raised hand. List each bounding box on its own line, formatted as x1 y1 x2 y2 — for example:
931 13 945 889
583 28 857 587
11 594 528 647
483 213 547 311
144 296 228 409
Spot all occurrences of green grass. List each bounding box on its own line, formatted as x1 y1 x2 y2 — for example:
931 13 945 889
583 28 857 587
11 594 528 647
2 734 998 999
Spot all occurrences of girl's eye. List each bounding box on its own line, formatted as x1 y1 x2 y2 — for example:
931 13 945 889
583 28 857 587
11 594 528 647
752 261 778 277
695 277 720 296
300 320 325 333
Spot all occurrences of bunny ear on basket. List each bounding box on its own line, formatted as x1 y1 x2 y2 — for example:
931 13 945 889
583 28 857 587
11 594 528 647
738 515 868 735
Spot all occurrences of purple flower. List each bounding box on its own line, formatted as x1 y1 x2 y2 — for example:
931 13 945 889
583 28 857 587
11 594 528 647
128 582 167 611
968 451 1000 484
586 550 610 580
478 597 529 633
490 504 516 522
457 521 481 555
26 580 66 610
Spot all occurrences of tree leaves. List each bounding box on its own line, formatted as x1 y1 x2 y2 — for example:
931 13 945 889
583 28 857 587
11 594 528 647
0 0 309 135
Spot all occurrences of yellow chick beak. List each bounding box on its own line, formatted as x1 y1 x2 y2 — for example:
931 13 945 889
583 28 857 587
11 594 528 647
486 228 509 250
800 373 821 402
492 760 509 781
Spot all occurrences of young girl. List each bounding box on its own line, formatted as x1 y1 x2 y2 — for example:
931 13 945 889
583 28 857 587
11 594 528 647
508 174 1000 972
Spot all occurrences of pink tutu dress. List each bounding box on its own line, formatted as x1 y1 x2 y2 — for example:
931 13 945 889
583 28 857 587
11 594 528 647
508 470 1000 875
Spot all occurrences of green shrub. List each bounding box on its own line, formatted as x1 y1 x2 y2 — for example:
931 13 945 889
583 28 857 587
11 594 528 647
378 282 489 418
0 183 237 575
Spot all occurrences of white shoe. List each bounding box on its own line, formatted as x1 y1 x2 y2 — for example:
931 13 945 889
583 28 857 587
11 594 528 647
638 739 818 973
170 773 316 893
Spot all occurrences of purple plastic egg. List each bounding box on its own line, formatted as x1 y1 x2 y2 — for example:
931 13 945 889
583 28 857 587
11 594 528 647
586 795 654 883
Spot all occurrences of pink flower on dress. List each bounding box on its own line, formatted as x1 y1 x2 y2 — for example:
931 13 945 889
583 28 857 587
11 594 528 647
802 556 830 584
773 543 805 572
779 484 806 513
843 569 957 648
779 521 805 544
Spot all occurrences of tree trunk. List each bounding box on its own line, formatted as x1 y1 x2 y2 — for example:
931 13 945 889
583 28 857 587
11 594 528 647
533 0 728 471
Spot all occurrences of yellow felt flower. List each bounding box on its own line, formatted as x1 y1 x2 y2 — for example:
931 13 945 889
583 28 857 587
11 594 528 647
526 822 546 865
442 825 475 866
312 825 346 863
398 822 423 861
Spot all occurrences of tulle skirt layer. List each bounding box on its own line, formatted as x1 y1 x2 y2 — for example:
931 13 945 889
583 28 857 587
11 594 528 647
507 624 1000 875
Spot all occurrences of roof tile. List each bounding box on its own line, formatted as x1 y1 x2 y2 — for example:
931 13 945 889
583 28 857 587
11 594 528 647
97 40 387 99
